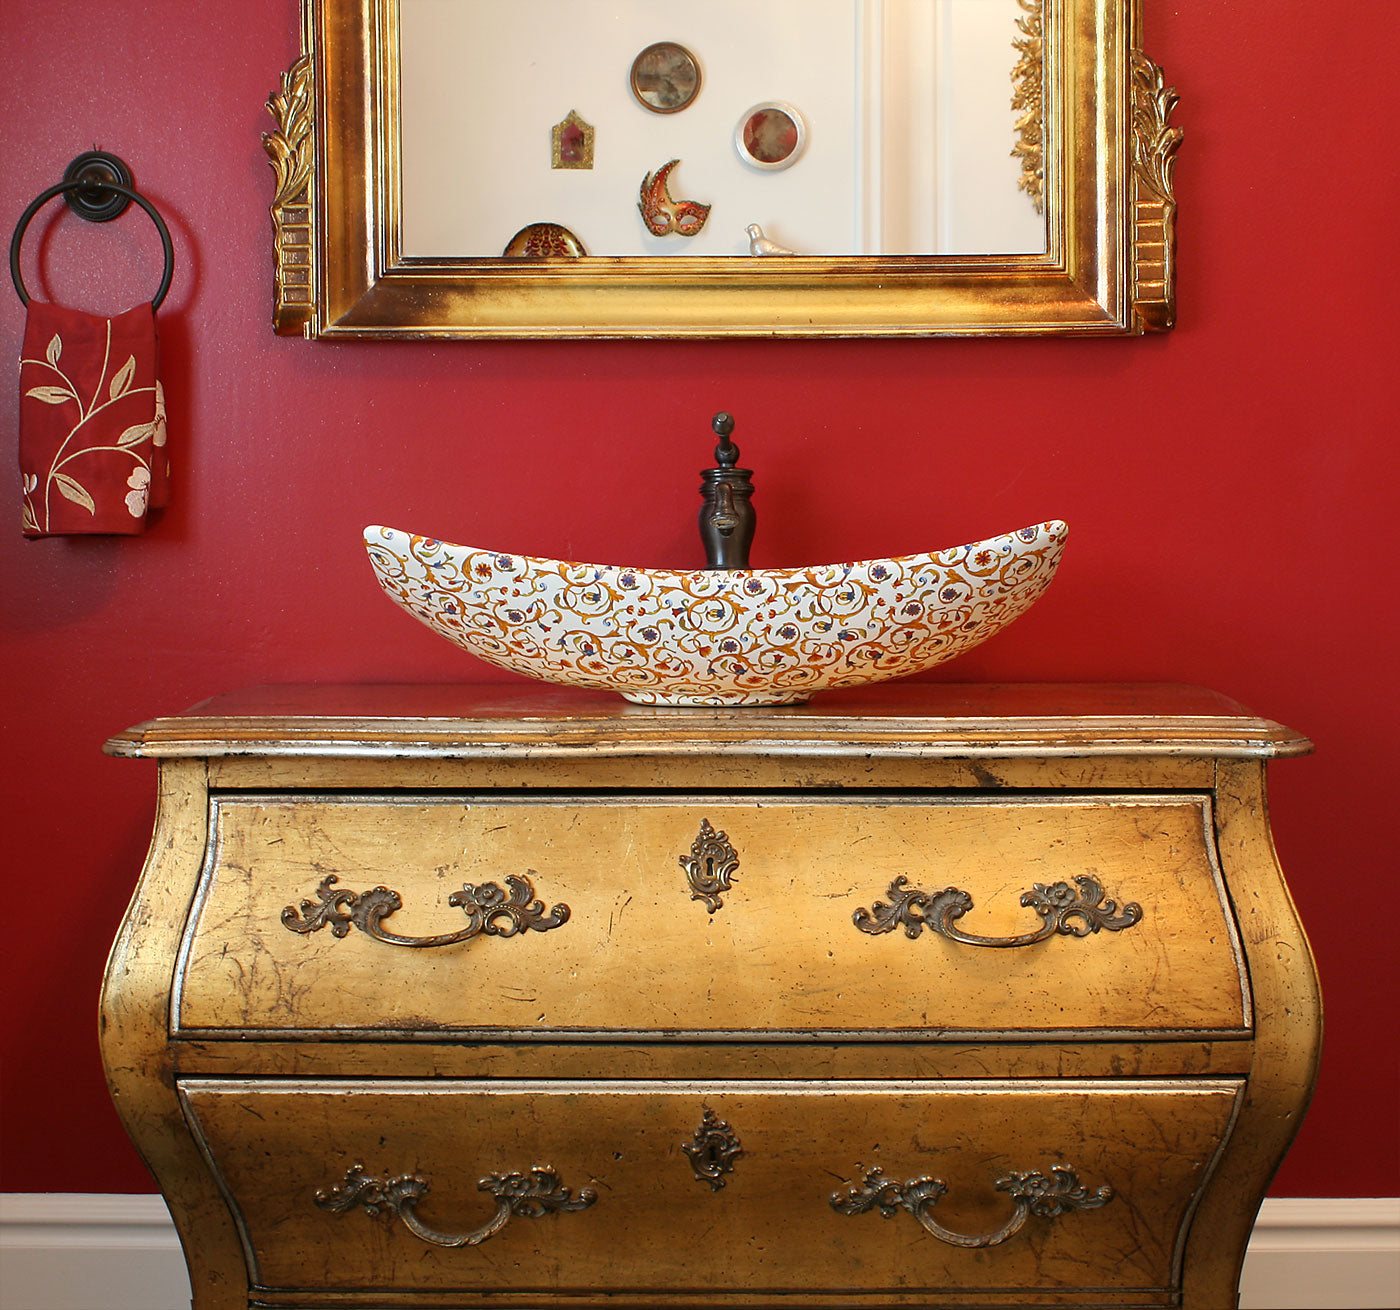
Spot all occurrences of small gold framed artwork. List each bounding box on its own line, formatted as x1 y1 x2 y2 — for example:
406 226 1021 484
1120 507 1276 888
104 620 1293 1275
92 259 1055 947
551 110 594 169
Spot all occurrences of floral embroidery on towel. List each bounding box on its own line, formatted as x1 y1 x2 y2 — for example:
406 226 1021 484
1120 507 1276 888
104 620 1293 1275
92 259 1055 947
18 301 170 537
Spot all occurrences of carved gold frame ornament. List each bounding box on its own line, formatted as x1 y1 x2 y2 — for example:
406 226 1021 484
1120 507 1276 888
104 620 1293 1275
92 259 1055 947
264 0 1181 339
1010 0 1046 215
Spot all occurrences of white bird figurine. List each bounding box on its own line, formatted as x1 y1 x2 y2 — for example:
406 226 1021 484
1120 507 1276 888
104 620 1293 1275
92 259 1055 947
746 224 797 256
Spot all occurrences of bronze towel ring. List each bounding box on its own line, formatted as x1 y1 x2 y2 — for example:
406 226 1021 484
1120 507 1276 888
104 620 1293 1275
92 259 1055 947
10 151 174 309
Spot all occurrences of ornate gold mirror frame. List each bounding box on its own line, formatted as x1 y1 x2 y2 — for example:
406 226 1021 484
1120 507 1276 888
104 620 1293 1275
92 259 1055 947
264 0 1180 339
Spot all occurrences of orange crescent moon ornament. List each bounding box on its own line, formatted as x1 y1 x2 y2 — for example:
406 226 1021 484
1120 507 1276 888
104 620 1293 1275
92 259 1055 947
638 160 711 238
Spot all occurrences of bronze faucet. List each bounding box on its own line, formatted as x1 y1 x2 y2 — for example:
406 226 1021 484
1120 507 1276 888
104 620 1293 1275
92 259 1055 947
699 412 755 569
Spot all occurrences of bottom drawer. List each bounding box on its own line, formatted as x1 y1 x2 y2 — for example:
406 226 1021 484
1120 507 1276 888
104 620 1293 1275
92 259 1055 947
181 1077 1242 1307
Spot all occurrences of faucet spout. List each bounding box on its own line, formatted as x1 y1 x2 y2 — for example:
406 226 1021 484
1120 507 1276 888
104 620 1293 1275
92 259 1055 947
709 483 739 535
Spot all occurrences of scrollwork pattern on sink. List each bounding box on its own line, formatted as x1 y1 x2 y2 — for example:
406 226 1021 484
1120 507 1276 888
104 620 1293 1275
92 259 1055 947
363 521 1068 707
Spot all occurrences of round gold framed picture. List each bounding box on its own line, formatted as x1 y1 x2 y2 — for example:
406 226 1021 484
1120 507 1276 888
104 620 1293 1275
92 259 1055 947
629 42 702 114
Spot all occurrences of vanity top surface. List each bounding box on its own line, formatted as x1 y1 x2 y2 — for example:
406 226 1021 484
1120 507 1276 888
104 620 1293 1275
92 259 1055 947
104 682 1310 760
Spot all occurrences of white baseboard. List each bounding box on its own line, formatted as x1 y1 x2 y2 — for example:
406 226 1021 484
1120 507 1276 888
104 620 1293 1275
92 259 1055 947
1 1194 1396 1309
0 1194 189 1310
1239 1198 1400 1309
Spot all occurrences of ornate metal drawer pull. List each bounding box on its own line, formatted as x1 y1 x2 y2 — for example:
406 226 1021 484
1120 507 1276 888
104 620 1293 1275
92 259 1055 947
315 1164 596 1248
680 818 738 913
281 872 569 948
830 1163 1112 1249
683 1107 743 1189
853 874 1141 948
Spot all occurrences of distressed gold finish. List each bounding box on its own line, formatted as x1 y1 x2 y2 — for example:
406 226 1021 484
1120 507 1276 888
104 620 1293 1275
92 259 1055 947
177 1076 1242 1298
267 0 1181 337
262 50 315 334
100 684 1320 1308
1130 51 1185 330
169 793 1250 1039
1011 0 1046 215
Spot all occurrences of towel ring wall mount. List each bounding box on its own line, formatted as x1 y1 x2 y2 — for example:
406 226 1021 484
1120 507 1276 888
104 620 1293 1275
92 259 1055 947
10 151 174 309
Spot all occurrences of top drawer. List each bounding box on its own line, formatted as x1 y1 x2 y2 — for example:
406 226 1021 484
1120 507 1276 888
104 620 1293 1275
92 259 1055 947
175 793 1249 1040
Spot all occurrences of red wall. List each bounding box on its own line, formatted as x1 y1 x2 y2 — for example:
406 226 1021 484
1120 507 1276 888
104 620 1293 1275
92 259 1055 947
2 1 1394 1196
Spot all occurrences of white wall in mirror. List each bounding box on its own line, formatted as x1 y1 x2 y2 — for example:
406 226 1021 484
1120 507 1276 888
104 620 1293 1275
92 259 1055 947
398 0 1046 258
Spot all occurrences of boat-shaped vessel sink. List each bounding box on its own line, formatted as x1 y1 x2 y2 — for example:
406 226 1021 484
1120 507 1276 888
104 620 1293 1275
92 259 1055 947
364 521 1067 706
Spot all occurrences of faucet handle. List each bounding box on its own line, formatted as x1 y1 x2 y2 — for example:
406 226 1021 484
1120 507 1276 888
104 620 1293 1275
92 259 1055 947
712 411 739 466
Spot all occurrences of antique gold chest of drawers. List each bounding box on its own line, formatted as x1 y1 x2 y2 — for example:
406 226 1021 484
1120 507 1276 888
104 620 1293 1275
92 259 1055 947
101 684 1321 1310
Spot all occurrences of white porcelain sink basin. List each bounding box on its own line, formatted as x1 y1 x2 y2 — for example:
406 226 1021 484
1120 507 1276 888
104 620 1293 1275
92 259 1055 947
364 521 1067 706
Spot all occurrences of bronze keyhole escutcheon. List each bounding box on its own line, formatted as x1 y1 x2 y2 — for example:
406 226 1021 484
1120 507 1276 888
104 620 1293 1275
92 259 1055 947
683 1107 743 1190
680 818 739 913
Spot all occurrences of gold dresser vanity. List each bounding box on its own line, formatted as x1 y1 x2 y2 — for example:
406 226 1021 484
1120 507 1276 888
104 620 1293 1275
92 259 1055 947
101 684 1321 1310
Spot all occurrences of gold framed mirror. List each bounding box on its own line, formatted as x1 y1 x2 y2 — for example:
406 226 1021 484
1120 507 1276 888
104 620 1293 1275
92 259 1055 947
264 0 1180 339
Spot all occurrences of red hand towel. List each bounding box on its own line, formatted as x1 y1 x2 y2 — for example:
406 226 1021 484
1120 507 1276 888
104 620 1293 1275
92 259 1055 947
19 300 169 536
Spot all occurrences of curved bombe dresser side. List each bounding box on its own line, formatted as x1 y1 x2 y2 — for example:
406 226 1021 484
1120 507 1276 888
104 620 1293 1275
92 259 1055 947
99 758 249 1306
99 684 1321 1310
1179 756 1324 1306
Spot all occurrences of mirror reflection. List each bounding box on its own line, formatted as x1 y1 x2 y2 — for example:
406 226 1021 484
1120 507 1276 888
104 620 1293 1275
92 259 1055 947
398 0 1047 259
266 0 1179 337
